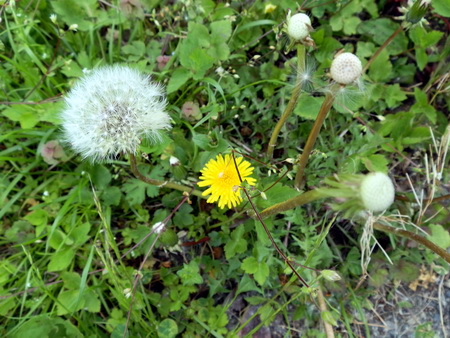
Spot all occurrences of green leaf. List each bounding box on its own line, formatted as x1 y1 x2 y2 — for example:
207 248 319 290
157 319 178 338
433 0 450 17
61 271 81 289
90 165 111 189
362 154 388 172
48 247 75 272
84 290 101 312
122 41 146 56
294 94 324 120
3 105 40 129
368 49 392 82
57 290 84 315
11 316 82 338
122 179 146 205
173 204 194 227
70 222 91 246
177 260 203 286
357 19 408 55
167 68 192 94
384 84 407 108
236 274 262 296
241 257 269 285
429 224 450 249
51 0 99 31
410 88 436 123
24 209 48 227
101 186 122 206
224 226 247 259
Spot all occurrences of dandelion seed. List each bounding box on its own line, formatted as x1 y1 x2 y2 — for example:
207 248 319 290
198 154 257 209
330 53 362 85
60 65 171 162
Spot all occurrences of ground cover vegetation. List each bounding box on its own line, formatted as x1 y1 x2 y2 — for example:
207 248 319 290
0 0 449 336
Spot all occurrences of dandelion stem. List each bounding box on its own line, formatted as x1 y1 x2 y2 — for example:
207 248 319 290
267 44 305 159
373 223 450 264
316 279 335 338
129 153 205 198
253 189 324 219
294 84 339 189
362 25 403 73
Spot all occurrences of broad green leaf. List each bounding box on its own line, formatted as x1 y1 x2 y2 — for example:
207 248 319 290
101 186 122 206
90 165 111 189
3 106 40 129
362 154 388 172
429 224 450 249
167 68 192 93
433 0 450 17
357 19 408 55
11 316 82 338
157 319 178 338
48 247 75 271
24 209 48 227
51 0 99 31
294 94 324 120
56 290 84 315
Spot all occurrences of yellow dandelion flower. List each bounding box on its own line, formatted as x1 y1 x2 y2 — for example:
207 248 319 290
198 154 257 209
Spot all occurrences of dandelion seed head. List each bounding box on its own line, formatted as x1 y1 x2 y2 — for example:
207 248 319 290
360 172 395 212
61 65 171 162
330 52 362 85
287 13 312 42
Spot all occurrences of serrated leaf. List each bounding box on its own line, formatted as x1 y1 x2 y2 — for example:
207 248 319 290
177 260 203 286
122 179 146 205
241 257 269 285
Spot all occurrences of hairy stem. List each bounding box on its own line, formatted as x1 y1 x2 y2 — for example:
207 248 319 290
373 223 450 264
294 84 339 189
129 153 205 198
267 44 306 159
362 25 403 73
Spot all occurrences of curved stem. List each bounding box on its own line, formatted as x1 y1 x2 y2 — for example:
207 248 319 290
267 44 306 159
129 153 205 198
294 85 339 189
253 189 324 219
373 222 450 264
362 25 403 73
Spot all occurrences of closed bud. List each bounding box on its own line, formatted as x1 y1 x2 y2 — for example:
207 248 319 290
321 269 341 282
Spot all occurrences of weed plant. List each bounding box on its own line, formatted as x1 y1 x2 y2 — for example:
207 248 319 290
0 0 449 336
